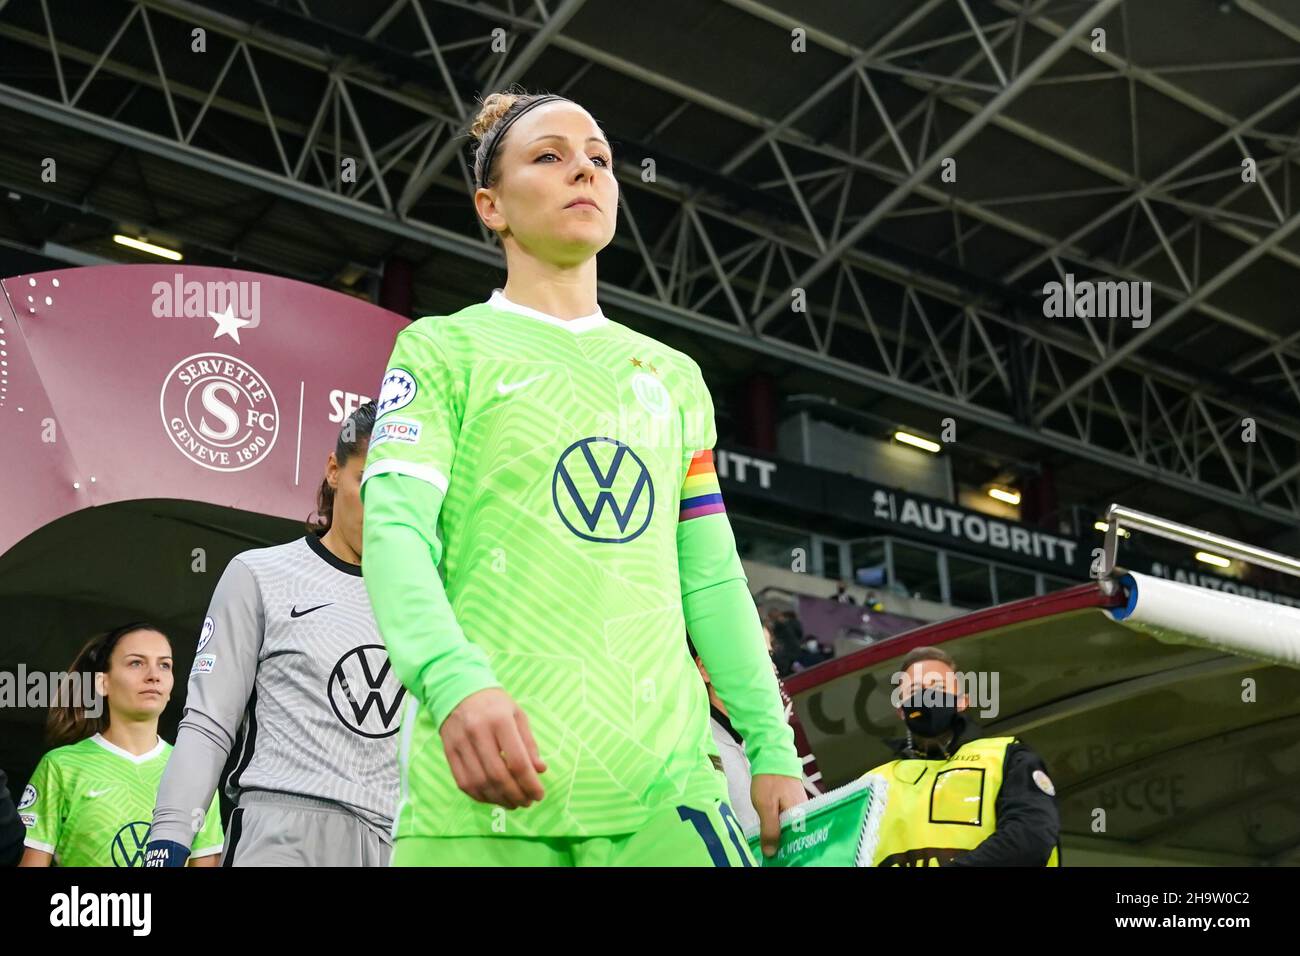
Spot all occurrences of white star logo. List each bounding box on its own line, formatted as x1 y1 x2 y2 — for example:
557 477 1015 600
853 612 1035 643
380 375 411 411
209 304 251 344
376 367 418 415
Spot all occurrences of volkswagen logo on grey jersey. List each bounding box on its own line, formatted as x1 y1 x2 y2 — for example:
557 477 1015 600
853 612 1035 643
327 645 407 738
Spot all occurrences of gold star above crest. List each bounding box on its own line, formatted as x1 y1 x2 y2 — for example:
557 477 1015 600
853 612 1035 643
630 357 643 369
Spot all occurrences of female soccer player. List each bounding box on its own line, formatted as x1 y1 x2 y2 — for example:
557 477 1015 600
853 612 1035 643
362 90 806 866
147 402 401 866
19 623 223 866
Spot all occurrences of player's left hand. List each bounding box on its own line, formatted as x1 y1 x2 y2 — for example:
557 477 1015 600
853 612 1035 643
751 774 807 859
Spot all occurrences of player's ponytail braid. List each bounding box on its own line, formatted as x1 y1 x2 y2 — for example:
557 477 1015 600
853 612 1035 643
46 622 167 747
308 400 378 537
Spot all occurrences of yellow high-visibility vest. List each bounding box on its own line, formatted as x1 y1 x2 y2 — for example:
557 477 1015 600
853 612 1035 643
866 735 1060 867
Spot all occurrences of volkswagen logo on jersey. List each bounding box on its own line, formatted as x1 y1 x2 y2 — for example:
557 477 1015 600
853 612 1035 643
376 367 418 416
552 437 654 543
111 821 152 867
327 645 407 738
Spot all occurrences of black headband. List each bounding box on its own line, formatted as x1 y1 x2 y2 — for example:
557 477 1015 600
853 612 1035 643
475 94 569 188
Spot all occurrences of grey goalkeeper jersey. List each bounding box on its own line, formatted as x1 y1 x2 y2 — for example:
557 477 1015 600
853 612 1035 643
710 708 758 832
152 535 403 846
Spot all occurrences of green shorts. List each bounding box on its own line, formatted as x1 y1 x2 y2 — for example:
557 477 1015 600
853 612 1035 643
392 799 756 867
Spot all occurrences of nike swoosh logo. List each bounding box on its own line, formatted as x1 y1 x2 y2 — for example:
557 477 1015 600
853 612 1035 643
88 789 111 798
290 603 333 618
496 374 545 395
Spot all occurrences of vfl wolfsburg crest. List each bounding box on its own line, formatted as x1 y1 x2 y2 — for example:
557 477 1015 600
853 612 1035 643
631 371 671 417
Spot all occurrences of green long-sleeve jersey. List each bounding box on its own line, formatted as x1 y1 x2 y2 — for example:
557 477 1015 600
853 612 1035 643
360 293 799 838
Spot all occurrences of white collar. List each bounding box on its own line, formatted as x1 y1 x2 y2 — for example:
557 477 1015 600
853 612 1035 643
91 732 166 764
487 289 608 334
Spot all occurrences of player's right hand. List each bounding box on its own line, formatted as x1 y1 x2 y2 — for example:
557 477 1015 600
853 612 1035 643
144 840 190 867
439 688 547 809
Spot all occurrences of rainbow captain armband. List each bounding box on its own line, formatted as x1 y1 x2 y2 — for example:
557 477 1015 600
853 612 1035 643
679 450 726 521
743 775 888 867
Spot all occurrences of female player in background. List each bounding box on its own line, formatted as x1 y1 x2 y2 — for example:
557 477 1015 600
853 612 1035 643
361 89 806 867
19 623 223 866
147 402 401 867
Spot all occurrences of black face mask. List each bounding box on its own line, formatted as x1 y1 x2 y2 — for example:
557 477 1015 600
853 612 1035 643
902 692 959 738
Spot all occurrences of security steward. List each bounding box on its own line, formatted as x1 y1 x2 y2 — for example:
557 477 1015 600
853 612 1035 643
865 646 1060 866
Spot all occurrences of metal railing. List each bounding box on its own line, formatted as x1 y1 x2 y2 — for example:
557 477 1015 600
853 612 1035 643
1099 504 1300 594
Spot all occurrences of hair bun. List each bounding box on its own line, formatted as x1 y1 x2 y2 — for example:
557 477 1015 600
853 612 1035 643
470 92 519 142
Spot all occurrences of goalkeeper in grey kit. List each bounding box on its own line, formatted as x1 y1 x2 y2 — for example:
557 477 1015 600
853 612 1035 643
147 403 402 866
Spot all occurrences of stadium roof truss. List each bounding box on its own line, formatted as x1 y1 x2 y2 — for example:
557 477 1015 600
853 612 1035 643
2 0 1300 538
